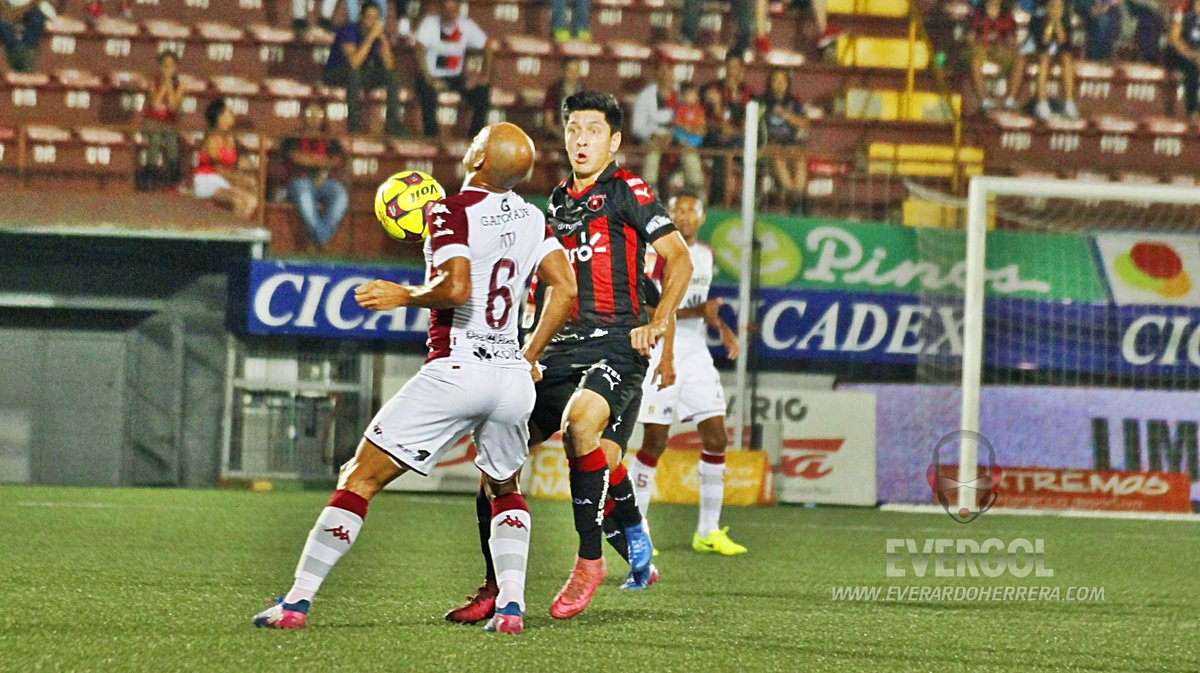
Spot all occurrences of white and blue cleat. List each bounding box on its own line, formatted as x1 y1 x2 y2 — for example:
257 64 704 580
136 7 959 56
620 563 659 590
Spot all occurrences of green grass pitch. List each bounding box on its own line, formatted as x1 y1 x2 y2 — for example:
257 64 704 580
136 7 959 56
2 485 1197 672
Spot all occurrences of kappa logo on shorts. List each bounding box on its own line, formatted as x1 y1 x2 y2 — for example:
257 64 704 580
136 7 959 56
473 345 493 361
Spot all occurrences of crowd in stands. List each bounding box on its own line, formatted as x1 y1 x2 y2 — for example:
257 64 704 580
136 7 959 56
9 0 1200 243
966 0 1200 121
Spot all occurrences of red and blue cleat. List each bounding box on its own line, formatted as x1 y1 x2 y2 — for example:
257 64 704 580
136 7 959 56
484 602 523 635
620 563 659 590
252 597 309 629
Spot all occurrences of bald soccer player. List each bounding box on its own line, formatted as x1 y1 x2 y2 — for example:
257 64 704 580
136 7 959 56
252 123 577 636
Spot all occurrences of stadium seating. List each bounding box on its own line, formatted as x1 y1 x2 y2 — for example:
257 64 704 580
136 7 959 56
4 0 1200 252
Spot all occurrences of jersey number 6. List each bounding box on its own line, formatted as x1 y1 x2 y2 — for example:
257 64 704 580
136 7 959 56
486 258 517 329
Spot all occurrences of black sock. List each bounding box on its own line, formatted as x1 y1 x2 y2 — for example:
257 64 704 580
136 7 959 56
607 466 643 529
475 487 497 584
569 449 609 561
603 513 630 563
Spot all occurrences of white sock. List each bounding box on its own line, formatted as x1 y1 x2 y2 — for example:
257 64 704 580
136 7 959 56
489 495 531 612
284 491 367 604
627 451 659 521
697 455 725 536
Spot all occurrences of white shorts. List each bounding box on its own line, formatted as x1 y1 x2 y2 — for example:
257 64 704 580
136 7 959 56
193 172 231 199
638 350 726 426
364 359 535 481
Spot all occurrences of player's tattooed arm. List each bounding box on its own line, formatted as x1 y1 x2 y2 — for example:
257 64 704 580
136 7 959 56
632 231 692 356
523 249 577 381
354 257 472 311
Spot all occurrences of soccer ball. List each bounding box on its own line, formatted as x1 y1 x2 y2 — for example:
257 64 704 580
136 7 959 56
374 170 446 241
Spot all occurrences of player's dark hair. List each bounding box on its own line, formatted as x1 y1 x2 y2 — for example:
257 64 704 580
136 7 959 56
360 0 381 15
204 98 227 129
562 91 623 134
669 189 705 211
157 50 179 65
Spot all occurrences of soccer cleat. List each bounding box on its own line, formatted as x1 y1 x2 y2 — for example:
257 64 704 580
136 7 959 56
252 597 309 629
693 527 748 556
445 581 498 624
619 563 659 590
625 523 654 573
484 602 524 635
550 556 606 619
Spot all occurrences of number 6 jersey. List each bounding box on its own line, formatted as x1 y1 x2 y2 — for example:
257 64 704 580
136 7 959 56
421 186 563 368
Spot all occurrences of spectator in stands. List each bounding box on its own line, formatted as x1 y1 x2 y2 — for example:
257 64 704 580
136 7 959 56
673 82 706 149
323 1 404 137
292 0 393 35
633 59 704 195
138 51 184 191
542 58 584 139
1024 0 1079 119
0 0 48 72
968 0 1023 112
194 98 259 220
1167 0 1200 121
84 0 132 22
1075 0 1122 60
758 67 809 213
701 81 739 205
414 0 491 138
719 53 755 123
282 101 348 248
551 0 591 42
1126 0 1165 63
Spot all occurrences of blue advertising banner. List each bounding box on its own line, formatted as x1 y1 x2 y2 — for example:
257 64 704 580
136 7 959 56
246 260 428 340
709 286 1200 375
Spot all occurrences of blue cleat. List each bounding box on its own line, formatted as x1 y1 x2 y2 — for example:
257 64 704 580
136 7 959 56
484 601 523 635
253 596 309 629
619 563 659 590
625 523 653 573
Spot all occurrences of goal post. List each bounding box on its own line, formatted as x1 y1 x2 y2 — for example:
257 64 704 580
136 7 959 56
959 176 1200 512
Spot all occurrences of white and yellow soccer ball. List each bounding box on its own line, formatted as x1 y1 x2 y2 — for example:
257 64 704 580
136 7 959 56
374 170 446 241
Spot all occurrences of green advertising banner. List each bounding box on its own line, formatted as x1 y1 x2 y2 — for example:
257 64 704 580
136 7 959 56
700 210 1109 302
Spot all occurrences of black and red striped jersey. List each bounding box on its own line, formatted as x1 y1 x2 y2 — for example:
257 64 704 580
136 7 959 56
541 163 676 330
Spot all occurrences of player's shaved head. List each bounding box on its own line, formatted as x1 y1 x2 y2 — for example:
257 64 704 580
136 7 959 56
466 122 536 192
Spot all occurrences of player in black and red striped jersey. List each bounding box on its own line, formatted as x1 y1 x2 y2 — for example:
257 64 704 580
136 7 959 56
446 92 693 625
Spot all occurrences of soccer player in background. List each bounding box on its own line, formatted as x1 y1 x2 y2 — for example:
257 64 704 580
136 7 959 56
447 92 694 624
628 192 747 556
252 122 577 636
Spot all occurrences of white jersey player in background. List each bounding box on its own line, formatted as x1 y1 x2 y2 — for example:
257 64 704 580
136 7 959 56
627 192 747 556
252 123 577 635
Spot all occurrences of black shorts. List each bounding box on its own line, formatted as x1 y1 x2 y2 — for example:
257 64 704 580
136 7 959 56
529 331 648 451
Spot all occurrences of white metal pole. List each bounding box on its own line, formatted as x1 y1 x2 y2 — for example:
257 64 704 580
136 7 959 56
732 100 759 451
958 177 988 512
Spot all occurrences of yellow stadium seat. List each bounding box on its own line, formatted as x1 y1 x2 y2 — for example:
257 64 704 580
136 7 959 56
828 0 909 17
835 36 929 69
845 89 959 122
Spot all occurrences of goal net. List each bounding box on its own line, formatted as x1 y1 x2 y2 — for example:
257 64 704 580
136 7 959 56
905 177 1200 515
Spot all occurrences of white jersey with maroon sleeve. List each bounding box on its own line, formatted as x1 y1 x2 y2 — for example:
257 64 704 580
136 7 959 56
422 186 562 369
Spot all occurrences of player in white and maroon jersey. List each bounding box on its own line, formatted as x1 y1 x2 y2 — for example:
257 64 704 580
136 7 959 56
252 122 577 636
628 192 747 556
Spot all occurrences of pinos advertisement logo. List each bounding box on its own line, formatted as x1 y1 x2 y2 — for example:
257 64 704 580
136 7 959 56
1113 241 1191 298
